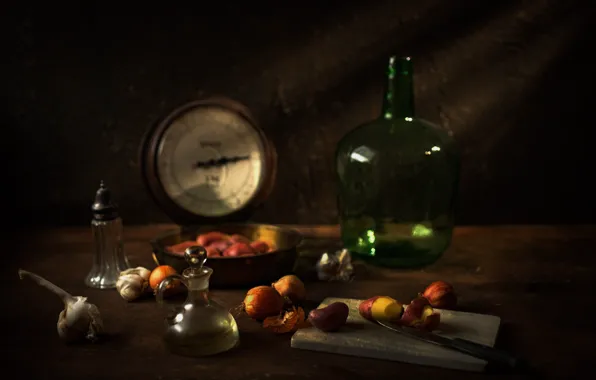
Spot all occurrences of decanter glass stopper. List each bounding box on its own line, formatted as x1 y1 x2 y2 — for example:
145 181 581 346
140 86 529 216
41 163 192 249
184 246 207 276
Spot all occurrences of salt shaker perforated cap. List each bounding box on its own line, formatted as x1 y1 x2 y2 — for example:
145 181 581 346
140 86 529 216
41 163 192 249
92 180 119 221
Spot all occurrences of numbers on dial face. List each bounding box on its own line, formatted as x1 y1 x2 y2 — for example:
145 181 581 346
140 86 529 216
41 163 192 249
156 106 266 217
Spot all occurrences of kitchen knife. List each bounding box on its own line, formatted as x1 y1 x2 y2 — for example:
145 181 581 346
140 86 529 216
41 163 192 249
376 321 519 369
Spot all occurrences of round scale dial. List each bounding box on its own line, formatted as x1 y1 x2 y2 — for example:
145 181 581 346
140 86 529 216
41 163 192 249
142 98 276 223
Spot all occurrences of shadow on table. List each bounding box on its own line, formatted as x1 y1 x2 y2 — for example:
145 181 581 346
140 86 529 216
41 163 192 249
485 321 545 378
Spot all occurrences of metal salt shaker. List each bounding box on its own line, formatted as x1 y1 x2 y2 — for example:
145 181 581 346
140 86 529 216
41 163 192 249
85 181 130 289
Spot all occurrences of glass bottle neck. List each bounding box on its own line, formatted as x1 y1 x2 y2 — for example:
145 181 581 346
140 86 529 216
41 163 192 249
187 288 209 304
187 275 209 292
381 56 415 120
185 273 211 304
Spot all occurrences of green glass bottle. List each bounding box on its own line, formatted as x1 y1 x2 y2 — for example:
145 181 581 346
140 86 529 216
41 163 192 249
335 56 460 268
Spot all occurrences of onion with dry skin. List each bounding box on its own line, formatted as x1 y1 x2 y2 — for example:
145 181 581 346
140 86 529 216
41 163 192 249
421 281 457 309
262 306 306 334
242 285 285 320
272 275 306 303
149 265 178 293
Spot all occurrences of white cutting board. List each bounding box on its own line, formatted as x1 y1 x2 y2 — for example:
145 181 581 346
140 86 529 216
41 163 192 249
291 297 501 372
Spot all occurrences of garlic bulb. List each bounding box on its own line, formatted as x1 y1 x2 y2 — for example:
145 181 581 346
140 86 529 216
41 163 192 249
121 266 151 282
116 266 151 301
18 269 104 343
116 273 146 301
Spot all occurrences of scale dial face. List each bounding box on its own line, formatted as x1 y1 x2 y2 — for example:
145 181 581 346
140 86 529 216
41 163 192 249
154 105 267 218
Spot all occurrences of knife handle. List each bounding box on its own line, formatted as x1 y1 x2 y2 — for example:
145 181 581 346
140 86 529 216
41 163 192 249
450 338 519 368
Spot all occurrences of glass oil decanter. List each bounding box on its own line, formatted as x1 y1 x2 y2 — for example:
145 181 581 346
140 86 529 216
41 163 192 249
335 56 460 268
155 246 239 357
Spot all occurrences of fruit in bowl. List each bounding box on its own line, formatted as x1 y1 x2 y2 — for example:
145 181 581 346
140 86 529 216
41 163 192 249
166 231 276 258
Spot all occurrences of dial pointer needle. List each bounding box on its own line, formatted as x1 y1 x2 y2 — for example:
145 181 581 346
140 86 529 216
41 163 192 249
193 155 250 169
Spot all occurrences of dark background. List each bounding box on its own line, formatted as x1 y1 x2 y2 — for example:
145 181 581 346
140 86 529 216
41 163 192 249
4 0 595 227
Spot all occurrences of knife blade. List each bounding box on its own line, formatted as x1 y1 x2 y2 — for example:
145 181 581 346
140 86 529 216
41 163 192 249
376 321 519 369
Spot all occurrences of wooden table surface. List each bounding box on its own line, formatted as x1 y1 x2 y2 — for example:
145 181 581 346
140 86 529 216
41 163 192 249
4 224 596 380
